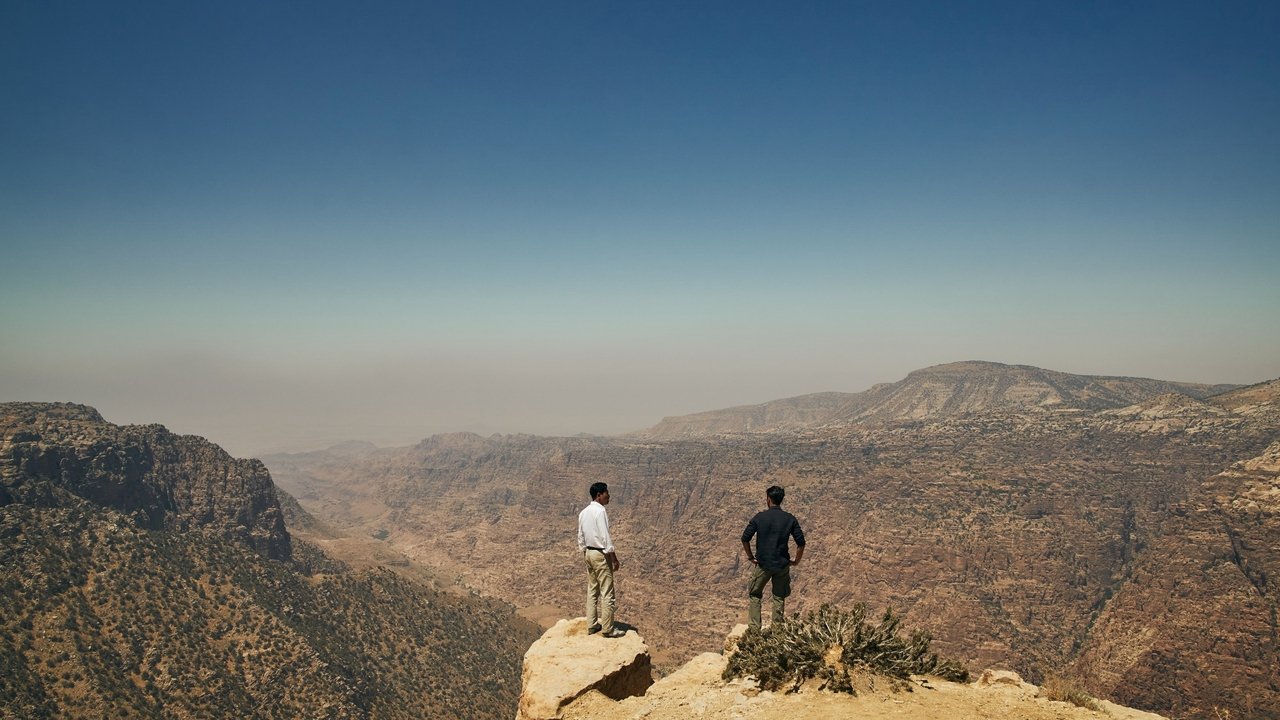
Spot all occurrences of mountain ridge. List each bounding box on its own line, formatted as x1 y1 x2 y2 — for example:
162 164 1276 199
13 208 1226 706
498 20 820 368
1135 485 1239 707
634 361 1242 439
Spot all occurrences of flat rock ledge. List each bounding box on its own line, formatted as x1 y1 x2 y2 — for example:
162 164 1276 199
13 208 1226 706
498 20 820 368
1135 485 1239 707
516 618 653 720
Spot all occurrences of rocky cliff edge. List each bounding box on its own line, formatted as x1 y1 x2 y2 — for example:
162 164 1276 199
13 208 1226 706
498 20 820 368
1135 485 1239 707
517 618 653 720
518 620 1170 720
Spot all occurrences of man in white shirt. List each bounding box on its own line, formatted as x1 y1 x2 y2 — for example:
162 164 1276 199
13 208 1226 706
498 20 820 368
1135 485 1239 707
577 482 625 638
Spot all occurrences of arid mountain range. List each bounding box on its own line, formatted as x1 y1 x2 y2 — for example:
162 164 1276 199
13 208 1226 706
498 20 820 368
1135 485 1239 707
265 361 1280 720
635 361 1240 439
0 402 540 719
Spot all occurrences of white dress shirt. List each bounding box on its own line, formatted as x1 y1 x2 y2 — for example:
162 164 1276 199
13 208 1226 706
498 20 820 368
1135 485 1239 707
577 500 614 553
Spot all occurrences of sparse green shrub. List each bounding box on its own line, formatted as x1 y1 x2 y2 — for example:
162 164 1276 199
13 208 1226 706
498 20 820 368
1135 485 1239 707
723 603 969 693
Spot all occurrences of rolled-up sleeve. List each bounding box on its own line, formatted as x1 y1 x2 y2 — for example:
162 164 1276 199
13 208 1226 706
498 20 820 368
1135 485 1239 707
791 520 805 547
598 510 614 553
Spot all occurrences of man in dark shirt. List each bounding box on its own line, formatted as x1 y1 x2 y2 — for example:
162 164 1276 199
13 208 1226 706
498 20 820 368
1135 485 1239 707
740 485 806 632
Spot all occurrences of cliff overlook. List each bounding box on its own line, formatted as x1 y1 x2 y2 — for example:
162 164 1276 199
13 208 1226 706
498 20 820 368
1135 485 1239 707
268 362 1280 719
517 619 1167 720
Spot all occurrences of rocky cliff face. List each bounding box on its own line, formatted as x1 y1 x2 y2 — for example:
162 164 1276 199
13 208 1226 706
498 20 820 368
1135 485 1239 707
1066 439 1280 718
266 364 1280 720
0 402 289 560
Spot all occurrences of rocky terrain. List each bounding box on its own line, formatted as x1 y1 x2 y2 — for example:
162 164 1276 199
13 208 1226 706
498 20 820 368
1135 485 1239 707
266 363 1280 720
0 402 540 719
1 402 290 560
519 619 1167 720
1066 437 1280 718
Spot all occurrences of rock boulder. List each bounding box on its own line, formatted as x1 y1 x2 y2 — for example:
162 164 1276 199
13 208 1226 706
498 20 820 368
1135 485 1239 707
516 618 652 720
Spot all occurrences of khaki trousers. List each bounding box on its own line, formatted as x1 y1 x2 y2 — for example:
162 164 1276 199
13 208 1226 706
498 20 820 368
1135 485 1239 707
747 564 791 631
584 549 616 632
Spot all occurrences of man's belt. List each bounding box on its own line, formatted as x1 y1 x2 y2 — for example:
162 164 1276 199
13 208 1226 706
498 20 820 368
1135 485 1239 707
585 546 605 552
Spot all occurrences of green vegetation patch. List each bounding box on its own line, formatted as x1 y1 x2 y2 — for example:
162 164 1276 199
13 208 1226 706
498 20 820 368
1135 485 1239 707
723 603 969 694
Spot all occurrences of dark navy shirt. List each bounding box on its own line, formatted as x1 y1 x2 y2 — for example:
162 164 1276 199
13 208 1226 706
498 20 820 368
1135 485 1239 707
742 505 806 571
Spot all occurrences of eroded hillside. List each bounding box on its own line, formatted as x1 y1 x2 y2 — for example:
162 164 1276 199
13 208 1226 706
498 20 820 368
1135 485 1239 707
0 402 540 719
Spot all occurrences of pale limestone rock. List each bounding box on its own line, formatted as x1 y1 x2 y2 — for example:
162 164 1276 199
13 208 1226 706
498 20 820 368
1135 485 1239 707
516 618 652 720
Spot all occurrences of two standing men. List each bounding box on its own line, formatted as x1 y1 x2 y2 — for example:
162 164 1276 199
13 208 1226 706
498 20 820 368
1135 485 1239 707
578 481 806 636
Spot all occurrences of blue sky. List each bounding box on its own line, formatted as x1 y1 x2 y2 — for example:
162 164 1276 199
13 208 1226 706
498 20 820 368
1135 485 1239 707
3 1 1278 455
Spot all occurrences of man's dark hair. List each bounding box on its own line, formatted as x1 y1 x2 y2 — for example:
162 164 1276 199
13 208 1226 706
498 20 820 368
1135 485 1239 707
766 485 785 505
589 482 609 500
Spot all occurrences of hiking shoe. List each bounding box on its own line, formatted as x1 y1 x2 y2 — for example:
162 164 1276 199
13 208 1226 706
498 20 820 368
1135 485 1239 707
602 629 627 639
587 624 602 635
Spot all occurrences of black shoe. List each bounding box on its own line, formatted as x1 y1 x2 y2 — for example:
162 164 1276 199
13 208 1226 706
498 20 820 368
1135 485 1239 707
602 629 626 639
587 624 602 635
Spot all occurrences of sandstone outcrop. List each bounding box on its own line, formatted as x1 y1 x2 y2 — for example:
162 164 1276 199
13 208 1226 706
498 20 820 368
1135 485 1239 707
516 618 653 720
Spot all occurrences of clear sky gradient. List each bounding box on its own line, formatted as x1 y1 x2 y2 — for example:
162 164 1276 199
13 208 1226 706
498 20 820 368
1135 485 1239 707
3 1 1278 455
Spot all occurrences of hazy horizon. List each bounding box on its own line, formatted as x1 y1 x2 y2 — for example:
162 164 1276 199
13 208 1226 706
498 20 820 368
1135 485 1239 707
4 2 1278 457
2 357 1269 459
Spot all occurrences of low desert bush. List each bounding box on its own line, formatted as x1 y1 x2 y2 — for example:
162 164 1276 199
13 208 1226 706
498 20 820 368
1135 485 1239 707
1039 676 1103 711
723 603 969 693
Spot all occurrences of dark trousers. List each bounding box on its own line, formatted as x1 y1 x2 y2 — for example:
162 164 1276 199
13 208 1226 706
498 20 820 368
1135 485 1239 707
747 564 790 630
